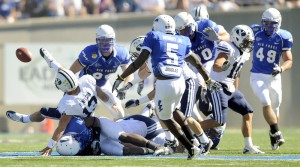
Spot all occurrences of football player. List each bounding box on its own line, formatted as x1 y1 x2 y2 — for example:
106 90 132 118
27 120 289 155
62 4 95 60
68 24 134 120
6 48 112 156
199 25 265 154
56 114 171 156
112 14 221 160
249 8 293 150
124 35 214 155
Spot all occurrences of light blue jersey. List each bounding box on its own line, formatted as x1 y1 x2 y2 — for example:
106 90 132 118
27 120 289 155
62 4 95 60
250 25 293 74
142 31 192 78
191 19 219 64
78 44 131 87
63 116 94 155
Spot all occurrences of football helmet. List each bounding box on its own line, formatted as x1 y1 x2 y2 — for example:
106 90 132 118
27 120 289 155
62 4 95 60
174 12 196 39
96 24 115 52
152 15 175 34
261 8 281 36
55 69 78 92
129 36 145 61
191 5 209 21
56 134 81 156
230 25 254 53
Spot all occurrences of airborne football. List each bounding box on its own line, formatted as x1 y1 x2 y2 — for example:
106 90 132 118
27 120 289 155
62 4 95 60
16 47 32 62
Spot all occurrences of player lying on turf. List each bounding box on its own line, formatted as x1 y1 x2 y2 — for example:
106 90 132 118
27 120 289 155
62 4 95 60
55 114 172 156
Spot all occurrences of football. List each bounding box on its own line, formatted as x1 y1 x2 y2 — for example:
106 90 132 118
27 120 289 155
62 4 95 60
16 47 33 62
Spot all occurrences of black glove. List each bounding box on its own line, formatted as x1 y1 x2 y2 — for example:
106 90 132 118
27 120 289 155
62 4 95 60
137 81 144 96
125 99 140 108
112 75 124 93
91 140 101 155
272 63 282 77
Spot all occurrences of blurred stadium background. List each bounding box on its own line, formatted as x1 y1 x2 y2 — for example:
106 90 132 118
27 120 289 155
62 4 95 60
0 1 299 134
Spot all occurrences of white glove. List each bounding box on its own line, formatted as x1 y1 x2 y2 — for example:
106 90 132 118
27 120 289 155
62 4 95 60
206 79 222 92
200 86 208 103
137 81 144 96
221 60 231 71
125 99 140 108
272 63 282 77
203 27 220 41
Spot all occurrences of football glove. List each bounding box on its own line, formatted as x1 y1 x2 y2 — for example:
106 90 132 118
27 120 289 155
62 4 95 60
137 80 144 96
112 75 124 93
203 27 220 41
200 86 208 103
206 79 222 92
221 60 231 71
116 82 133 100
272 63 282 77
125 99 140 108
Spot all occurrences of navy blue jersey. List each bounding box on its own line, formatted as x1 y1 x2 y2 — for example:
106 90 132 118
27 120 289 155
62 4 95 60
78 44 131 87
191 19 219 64
63 116 94 154
142 31 192 78
250 25 293 74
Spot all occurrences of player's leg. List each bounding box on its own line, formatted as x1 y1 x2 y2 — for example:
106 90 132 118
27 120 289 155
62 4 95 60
155 77 200 159
6 107 59 123
250 73 283 150
229 90 264 154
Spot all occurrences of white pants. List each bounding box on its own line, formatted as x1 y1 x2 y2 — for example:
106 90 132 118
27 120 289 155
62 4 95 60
154 76 185 120
250 73 282 116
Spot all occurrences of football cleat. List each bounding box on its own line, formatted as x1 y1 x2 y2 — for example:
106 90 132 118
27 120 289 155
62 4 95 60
153 146 173 156
187 145 201 160
200 139 213 155
243 145 265 154
40 48 54 67
269 131 285 150
164 138 179 152
6 111 25 123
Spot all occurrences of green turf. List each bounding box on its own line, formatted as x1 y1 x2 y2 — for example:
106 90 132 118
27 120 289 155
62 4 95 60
0 129 300 167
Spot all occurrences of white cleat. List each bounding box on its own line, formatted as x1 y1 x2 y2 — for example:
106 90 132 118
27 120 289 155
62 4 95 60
6 111 25 123
153 146 173 156
243 146 265 154
40 48 54 67
187 145 201 160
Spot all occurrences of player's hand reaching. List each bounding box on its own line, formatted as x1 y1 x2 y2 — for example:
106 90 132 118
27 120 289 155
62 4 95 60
203 27 220 42
137 81 144 96
116 82 133 100
206 79 222 92
112 75 124 93
40 147 53 156
125 99 140 108
272 63 282 77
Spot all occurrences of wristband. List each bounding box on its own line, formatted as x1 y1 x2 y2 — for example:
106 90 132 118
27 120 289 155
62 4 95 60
118 75 124 81
205 78 211 84
47 139 57 149
138 95 150 104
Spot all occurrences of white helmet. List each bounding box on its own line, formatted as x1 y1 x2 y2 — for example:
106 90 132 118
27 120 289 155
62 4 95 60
152 15 175 34
55 69 78 92
191 5 209 21
174 12 196 39
96 24 115 52
230 25 254 53
261 8 281 36
56 134 81 156
129 36 145 61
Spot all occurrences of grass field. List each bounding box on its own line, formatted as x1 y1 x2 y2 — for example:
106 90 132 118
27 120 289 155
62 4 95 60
1 128 300 167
